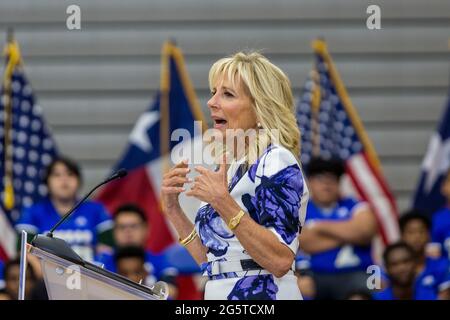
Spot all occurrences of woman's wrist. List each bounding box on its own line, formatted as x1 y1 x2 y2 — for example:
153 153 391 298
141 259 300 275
164 207 195 240
212 192 242 222
164 203 187 226
163 200 182 214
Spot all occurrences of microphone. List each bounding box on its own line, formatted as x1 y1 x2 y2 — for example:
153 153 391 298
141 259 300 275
102 168 127 183
46 168 128 237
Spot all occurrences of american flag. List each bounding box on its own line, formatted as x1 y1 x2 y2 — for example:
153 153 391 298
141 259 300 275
296 39 399 245
0 40 58 260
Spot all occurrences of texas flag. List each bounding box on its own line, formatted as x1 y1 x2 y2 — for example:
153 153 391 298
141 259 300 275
96 41 207 299
413 95 450 216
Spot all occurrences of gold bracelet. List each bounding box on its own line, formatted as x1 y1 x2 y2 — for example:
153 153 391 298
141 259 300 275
228 209 246 230
179 228 198 246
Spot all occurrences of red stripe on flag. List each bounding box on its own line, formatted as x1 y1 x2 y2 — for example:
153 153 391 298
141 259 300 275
345 156 391 244
346 153 400 244
353 154 399 243
0 244 9 262
361 152 398 217
0 208 16 260
96 165 174 253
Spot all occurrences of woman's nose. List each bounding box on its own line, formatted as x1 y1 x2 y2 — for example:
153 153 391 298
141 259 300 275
207 95 219 109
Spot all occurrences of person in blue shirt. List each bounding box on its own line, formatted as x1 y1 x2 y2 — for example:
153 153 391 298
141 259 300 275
15 156 114 263
399 210 450 299
374 242 439 300
431 169 450 260
94 203 180 299
114 246 151 285
299 157 378 300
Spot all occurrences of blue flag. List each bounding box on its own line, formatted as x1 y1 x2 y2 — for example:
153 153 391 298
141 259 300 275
413 95 450 216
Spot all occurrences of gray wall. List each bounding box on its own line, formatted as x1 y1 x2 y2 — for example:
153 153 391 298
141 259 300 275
1 0 449 212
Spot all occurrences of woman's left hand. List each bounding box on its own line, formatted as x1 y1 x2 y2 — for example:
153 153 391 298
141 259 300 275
185 159 229 209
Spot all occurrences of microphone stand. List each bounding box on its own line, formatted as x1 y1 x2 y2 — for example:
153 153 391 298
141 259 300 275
32 169 127 265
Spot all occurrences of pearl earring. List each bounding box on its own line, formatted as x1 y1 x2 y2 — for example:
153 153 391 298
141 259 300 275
257 122 262 129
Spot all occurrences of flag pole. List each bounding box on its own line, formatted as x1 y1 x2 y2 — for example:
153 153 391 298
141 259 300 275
310 36 325 157
310 68 321 157
160 40 171 175
2 27 20 210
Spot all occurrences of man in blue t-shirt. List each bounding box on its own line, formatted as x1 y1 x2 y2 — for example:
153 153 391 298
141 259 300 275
431 169 450 260
399 211 450 299
374 242 439 300
15 157 114 263
299 157 378 300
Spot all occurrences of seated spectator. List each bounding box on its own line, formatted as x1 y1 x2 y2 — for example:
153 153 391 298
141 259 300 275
95 203 179 298
115 246 149 285
298 157 378 300
399 211 450 299
431 168 450 260
0 258 37 300
374 242 439 300
15 156 114 263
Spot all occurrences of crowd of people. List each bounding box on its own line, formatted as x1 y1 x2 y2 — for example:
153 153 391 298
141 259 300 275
0 156 200 300
295 158 450 300
0 51 449 301
1 153 448 300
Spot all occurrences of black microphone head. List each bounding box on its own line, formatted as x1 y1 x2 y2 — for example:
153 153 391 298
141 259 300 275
116 168 128 178
48 167 128 236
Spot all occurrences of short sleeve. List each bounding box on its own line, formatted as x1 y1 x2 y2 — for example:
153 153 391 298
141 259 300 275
246 146 307 254
15 206 40 234
93 202 114 233
145 252 178 285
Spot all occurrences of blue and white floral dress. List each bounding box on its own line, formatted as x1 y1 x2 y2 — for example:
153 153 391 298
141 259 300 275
195 144 309 300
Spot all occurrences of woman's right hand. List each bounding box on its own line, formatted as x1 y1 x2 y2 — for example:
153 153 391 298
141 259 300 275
161 160 191 212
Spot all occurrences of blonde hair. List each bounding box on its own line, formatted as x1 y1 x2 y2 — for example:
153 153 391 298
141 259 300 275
208 51 301 165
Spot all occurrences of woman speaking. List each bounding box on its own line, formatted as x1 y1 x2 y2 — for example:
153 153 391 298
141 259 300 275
161 52 309 300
